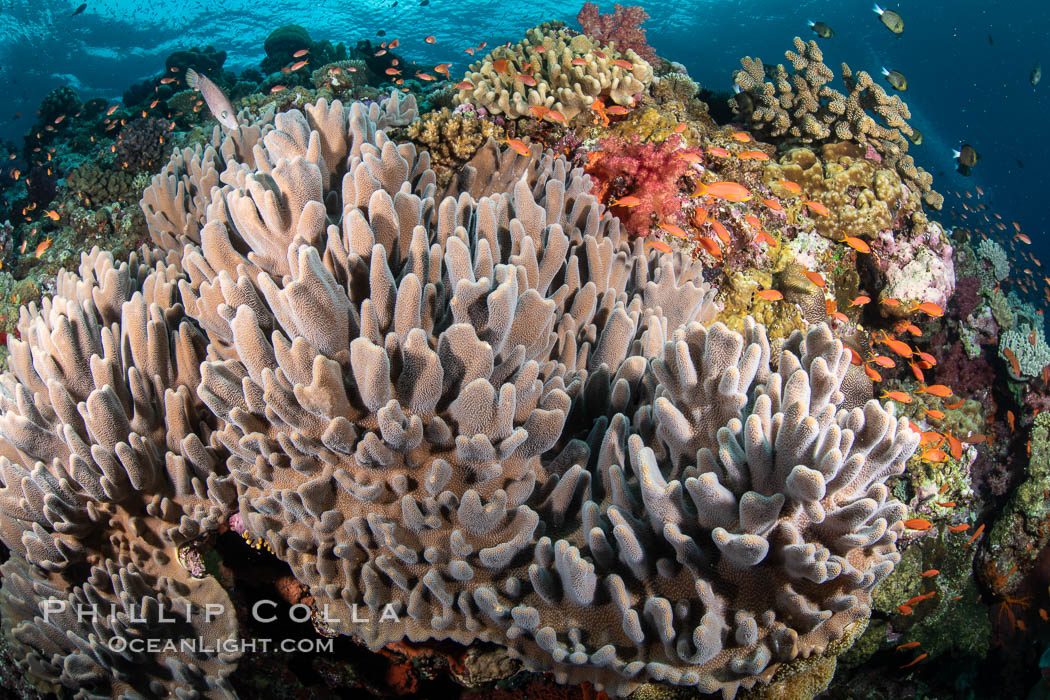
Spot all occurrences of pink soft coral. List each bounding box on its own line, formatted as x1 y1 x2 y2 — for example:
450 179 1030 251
577 3 658 64
584 133 699 237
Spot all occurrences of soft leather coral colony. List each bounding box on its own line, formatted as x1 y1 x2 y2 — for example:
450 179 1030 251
0 93 919 699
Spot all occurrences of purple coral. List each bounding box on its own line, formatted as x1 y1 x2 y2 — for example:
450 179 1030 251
577 3 658 64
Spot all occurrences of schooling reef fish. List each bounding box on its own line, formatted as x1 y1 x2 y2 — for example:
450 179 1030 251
185 69 237 130
873 3 904 34
1032 61 1042 86
808 20 834 38
72 2 87 15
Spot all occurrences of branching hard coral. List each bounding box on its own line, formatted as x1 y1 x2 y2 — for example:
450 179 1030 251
576 3 658 65
733 37 941 210
406 108 506 187
0 248 240 698
453 23 652 121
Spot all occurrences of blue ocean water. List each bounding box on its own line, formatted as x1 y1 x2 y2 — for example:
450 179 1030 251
1 0 1047 260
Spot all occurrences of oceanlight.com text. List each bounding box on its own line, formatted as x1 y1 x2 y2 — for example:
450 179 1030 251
107 637 335 655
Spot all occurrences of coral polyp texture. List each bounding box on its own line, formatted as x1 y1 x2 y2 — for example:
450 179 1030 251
0 94 922 698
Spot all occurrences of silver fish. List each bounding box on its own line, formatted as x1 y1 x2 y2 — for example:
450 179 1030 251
1032 61 1042 87
185 68 237 130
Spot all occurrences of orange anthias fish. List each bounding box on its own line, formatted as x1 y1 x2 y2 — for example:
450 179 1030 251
897 603 913 616
900 653 928 669
755 289 784 301
897 641 921 650
925 409 946 420
493 58 509 74
922 448 948 463
693 181 752 202
802 271 826 288
756 230 777 246
610 195 642 207
850 295 871 307
505 138 532 157
646 239 673 254
920 569 940 578
947 523 970 532
706 147 730 158
1003 347 1021 376
865 364 883 382
731 131 751 142
711 220 731 243
660 223 688 238
545 109 568 124
913 301 945 317
424 35 436 44
737 150 770 161
611 59 634 69
44 210 60 221
696 237 722 259
882 390 912 403
842 235 871 253
804 200 830 216
776 180 802 194
944 398 966 409
290 60 309 71
34 236 52 258
966 523 985 545
879 336 914 358
762 198 783 211
917 384 953 398
456 80 475 90
870 355 896 368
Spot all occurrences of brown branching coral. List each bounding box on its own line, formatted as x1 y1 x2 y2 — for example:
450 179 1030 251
0 94 919 699
454 23 651 120
406 108 506 187
732 37 941 210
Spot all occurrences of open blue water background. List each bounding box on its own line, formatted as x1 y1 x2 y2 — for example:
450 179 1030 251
0 0 1047 262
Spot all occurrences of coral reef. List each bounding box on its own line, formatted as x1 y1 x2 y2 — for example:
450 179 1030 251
454 24 652 121
0 93 921 698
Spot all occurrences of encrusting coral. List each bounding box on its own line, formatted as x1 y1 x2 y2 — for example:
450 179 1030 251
732 37 941 210
454 23 652 121
0 93 920 699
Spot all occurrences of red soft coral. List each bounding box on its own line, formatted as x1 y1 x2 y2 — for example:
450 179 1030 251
584 133 699 238
576 3 658 65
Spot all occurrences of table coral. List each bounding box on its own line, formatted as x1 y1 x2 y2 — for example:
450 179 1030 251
453 23 651 121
